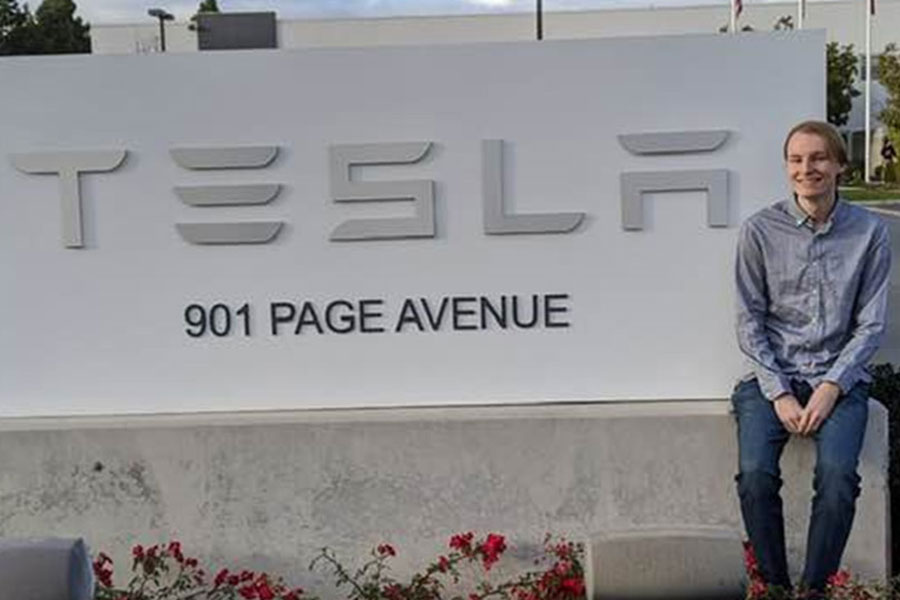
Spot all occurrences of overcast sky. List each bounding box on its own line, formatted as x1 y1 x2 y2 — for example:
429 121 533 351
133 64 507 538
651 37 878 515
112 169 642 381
77 0 741 24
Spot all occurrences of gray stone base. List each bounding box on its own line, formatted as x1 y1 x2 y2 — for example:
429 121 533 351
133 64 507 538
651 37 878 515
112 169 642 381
0 400 889 593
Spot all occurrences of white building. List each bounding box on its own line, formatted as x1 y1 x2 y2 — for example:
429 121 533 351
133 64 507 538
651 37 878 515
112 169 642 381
91 0 900 170
91 1 900 54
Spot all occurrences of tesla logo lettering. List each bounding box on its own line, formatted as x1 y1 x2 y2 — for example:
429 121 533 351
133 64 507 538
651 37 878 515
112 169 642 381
9 130 731 248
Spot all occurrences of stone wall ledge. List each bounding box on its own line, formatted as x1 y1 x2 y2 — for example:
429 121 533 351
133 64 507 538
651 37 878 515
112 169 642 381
0 399 731 431
0 399 888 593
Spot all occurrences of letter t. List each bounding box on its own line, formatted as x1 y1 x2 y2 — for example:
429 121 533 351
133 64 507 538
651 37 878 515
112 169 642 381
11 150 127 248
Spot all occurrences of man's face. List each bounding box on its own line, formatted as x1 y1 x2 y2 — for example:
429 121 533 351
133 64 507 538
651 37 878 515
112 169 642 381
785 131 844 203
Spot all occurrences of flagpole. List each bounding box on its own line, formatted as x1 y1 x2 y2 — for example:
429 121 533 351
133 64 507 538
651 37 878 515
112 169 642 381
864 0 872 183
798 0 804 28
730 0 737 32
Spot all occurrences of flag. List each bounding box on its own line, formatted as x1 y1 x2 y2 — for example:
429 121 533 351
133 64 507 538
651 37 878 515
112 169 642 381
735 0 743 17
870 0 875 16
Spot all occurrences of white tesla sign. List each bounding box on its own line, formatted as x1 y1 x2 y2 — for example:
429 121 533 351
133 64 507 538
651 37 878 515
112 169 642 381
0 32 825 416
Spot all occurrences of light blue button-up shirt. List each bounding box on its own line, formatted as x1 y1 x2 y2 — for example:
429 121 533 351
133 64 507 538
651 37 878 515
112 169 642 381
735 198 892 400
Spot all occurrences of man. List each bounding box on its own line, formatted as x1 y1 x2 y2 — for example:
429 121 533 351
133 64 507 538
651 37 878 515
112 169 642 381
882 138 897 165
733 120 892 595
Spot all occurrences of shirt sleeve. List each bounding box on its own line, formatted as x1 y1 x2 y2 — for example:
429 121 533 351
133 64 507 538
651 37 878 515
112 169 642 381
734 221 792 401
824 220 892 393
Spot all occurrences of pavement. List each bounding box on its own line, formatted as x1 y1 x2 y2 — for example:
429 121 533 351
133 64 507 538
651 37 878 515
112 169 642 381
863 202 900 365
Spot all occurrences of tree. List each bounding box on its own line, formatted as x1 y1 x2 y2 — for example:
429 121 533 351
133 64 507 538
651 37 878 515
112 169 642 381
826 42 860 127
189 0 219 31
880 43 900 147
197 0 219 12
0 0 32 54
0 0 89 55
32 0 89 53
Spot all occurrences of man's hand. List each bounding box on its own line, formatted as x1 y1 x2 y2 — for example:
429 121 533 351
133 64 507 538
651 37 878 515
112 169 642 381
773 394 804 433
798 381 841 435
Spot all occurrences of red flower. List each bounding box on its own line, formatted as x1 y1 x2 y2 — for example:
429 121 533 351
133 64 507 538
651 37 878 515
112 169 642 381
560 577 585 596
437 555 450 573
479 533 506 570
167 541 184 563
827 569 852 588
238 584 258 599
229 574 241 586
553 542 571 559
91 558 114 588
742 541 759 573
449 532 475 554
747 579 768 599
377 543 397 557
241 570 255 582
215 568 230 587
255 578 276 600
554 560 572 576
132 544 144 560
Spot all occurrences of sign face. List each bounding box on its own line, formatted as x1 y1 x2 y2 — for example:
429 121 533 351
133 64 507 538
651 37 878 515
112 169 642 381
0 32 825 417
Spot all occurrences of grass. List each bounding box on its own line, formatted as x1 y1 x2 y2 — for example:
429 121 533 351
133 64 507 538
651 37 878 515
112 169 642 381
840 185 900 202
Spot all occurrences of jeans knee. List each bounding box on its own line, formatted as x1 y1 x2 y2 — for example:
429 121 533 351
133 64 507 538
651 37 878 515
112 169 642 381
813 462 861 507
736 467 781 501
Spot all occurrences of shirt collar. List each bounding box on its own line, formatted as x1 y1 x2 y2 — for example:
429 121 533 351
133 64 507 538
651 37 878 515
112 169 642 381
785 195 845 233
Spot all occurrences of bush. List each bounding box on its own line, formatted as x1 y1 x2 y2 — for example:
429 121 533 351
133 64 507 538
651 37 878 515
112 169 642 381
885 163 898 184
93 534 587 600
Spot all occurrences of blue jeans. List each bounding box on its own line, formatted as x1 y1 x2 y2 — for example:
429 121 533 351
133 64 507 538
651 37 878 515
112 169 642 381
731 378 868 593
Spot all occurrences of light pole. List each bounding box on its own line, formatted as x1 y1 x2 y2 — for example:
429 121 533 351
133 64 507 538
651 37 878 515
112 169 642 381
147 8 174 52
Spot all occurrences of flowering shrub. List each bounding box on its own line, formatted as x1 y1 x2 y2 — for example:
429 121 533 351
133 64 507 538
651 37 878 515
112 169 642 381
308 532 585 600
743 541 900 600
93 534 585 600
93 541 305 600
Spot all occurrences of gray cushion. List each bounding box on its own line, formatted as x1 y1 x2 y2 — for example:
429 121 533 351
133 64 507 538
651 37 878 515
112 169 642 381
0 538 93 600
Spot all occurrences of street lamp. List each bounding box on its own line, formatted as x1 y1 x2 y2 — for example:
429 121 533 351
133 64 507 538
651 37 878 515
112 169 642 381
147 8 174 52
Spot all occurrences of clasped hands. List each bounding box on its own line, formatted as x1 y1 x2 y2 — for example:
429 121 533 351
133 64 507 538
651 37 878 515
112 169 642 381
773 381 842 435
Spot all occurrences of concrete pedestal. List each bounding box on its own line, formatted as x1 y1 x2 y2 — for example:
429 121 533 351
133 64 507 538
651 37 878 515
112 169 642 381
0 400 889 593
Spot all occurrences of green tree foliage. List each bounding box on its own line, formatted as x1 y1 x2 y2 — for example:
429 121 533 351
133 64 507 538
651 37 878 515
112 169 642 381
880 44 900 146
197 0 219 12
0 0 34 54
0 0 89 55
33 0 89 53
189 0 219 31
826 42 860 127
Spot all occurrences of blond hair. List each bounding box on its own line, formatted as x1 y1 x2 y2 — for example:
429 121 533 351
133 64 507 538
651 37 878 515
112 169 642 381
783 120 849 166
